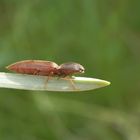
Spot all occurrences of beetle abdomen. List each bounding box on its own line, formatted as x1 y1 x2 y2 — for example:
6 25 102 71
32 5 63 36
6 60 58 76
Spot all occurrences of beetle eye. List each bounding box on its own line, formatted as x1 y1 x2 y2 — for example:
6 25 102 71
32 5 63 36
79 68 85 73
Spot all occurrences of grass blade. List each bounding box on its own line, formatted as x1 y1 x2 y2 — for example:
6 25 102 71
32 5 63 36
0 72 110 92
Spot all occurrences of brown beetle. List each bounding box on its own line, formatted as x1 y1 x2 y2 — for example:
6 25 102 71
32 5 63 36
6 60 85 89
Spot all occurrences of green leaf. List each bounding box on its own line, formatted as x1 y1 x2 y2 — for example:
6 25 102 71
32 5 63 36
0 72 110 92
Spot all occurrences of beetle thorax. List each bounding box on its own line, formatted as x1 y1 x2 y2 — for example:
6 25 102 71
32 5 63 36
57 62 85 77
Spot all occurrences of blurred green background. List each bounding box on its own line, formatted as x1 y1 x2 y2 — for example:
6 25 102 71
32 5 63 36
0 0 140 140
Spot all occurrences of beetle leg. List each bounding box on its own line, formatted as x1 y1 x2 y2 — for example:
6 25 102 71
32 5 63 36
61 76 78 90
44 76 51 87
33 70 40 75
44 72 54 88
43 76 51 89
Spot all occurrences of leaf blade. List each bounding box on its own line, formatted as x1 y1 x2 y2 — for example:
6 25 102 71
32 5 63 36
0 72 110 92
